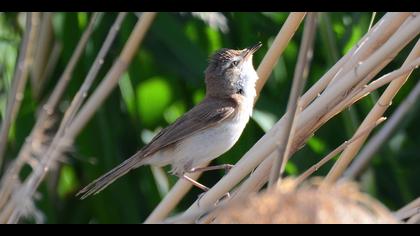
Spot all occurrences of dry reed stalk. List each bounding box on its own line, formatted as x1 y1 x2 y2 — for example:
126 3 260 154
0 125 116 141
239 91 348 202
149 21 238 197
301 13 408 110
26 13 41 91
324 12 410 89
0 13 37 169
144 12 306 224
0 13 100 212
13 12 128 202
295 14 420 148
343 80 420 179
407 213 420 224
315 57 420 128
226 40 420 210
40 41 62 93
231 15 420 200
174 12 419 223
324 38 420 184
66 12 156 137
0 12 156 224
194 118 386 224
396 207 420 221
30 13 54 99
395 196 420 220
65 12 128 126
255 12 307 97
269 12 317 187
295 118 386 185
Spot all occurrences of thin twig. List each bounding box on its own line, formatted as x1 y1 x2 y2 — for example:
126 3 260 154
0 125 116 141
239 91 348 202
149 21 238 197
144 12 306 224
194 119 386 224
43 12 102 116
324 38 420 184
251 13 418 191
295 15 420 154
14 11 127 209
0 13 102 223
1 12 155 224
324 12 410 89
0 13 37 169
356 58 420 95
297 11 390 110
66 12 156 137
343 80 420 179
6 12 127 222
0 12 100 211
0 13 98 213
225 36 420 213
65 12 128 126
268 12 317 187
295 118 386 185
170 13 420 224
38 41 62 96
255 12 307 101
315 57 420 129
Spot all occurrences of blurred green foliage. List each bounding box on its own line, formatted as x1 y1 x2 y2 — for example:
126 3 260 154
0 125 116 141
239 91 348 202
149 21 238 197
0 12 419 223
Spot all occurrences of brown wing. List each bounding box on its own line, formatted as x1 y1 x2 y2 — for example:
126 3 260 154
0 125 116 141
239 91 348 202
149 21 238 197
141 96 238 157
76 96 238 199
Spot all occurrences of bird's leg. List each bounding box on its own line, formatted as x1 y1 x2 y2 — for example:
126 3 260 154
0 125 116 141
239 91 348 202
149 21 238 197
182 165 233 206
180 174 210 192
187 164 234 175
179 174 210 207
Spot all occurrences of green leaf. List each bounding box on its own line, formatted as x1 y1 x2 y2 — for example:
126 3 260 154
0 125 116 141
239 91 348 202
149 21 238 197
205 26 222 53
307 136 327 154
136 76 172 127
252 109 277 133
58 165 79 198
343 22 362 54
118 72 136 119
285 162 298 176
77 12 88 30
163 101 186 124
193 89 205 105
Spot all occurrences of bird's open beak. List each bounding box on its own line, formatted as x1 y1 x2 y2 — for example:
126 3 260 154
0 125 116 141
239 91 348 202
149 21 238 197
243 41 262 59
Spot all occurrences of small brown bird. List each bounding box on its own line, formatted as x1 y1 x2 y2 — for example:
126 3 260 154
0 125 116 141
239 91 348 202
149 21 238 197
77 42 262 199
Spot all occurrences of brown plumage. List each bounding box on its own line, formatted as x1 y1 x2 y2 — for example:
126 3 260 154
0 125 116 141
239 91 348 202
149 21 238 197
76 96 239 199
77 42 262 199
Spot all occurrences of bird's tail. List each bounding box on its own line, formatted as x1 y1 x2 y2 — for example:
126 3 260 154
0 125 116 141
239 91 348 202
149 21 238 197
76 152 145 199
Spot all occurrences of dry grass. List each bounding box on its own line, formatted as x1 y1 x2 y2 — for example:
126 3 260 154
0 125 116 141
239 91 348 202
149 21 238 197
214 178 398 224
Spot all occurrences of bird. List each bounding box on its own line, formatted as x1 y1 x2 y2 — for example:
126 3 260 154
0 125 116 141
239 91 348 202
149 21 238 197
77 42 262 199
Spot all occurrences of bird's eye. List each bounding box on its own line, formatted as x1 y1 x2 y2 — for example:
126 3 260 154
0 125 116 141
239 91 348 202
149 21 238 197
231 60 239 67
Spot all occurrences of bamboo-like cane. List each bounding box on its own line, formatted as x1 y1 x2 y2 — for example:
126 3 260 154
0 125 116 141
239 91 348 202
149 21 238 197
324 37 420 184
268 12 317 187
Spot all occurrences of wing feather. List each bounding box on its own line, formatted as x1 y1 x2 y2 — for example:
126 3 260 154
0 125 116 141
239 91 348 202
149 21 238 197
141 96 238 157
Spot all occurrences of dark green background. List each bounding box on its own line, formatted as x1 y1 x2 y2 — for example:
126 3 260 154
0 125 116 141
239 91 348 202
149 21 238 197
0 12 419 223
